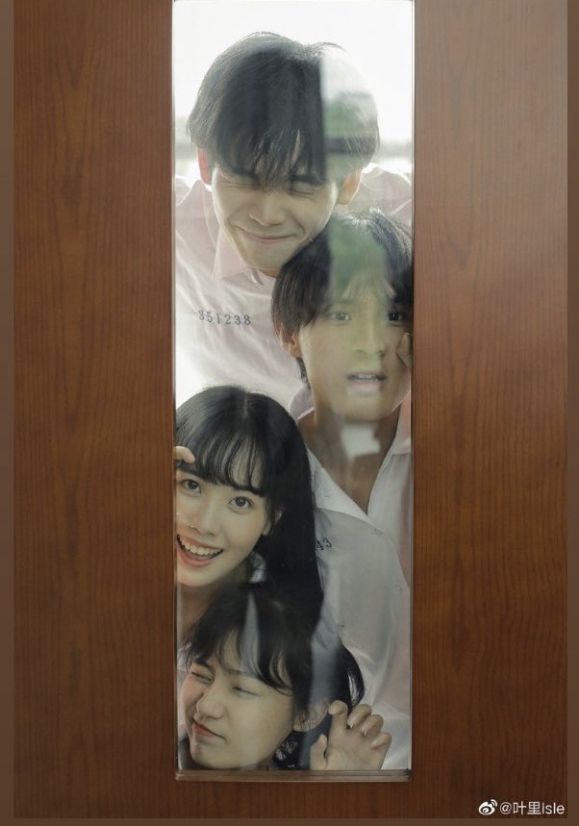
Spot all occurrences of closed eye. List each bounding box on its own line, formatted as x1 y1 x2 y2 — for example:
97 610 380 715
289 185 317 197
233 685 259 696
189 668 212 684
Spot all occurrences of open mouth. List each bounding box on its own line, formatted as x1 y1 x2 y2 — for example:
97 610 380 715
346 373 386 395
177 534 224 563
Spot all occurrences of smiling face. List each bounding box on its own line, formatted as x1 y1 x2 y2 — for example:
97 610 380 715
287 282 411 424
206 161 360 276
175 469 270 590
179 639 296 769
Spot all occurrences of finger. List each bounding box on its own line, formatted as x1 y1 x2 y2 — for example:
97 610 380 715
309 733 328 770
362 732 392 769
327 701 349 736
346 703 372 729
371 732 391 753
328 700 349 718
359 714 384 738
175 445 195 464
396 331 413 368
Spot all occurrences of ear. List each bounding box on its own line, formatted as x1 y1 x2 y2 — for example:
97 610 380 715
197 149 212 185
277 327 303 359
336 170 362 205
293 700 329 732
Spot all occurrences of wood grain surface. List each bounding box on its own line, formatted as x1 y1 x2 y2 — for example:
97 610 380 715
13 0 566 817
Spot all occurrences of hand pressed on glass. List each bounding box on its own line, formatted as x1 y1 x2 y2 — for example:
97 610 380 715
309 701 391 771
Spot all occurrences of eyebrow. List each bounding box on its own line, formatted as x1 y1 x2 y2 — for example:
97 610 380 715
328 297 356 306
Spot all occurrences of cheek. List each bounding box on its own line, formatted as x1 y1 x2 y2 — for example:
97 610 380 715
179 678 202 713
384 327 409 360
400 366 412 392
232 513 269 554
262 700 296 745
385 346 411 397
303 200 335 234
391 324 411 340
307 331 346 368
175 489 188 511
238 700 295 752
175 490 198 523
212 186 240 219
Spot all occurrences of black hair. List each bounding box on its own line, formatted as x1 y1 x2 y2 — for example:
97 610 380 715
187 32 379 184
182 582 364 769
175 386 322 622
273 209 413 337
272 210 412 382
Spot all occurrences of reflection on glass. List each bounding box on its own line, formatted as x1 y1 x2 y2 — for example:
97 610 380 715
174 0 413 776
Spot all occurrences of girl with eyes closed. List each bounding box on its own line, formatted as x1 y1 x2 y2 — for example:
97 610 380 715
174 385 323 645
177 582 391 771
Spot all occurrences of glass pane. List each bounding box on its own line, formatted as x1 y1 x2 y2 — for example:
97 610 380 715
174 0 413 777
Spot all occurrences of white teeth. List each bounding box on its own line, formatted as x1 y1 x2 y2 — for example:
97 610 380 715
350 373 383 381
178 536 222 558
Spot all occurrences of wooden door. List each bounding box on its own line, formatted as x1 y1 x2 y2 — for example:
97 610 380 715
12 0 566 817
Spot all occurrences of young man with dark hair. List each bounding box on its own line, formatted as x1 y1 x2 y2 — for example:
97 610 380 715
175 32 411 407
272 210 413 769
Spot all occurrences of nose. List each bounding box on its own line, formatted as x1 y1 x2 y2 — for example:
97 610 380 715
352 314 388 356
179 496 220 537
248 190 286 226
195 683 225 720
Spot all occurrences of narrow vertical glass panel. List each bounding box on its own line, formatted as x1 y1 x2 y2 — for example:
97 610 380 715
174 0 413 778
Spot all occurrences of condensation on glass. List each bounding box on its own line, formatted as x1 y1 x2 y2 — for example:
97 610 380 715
173 0 414 779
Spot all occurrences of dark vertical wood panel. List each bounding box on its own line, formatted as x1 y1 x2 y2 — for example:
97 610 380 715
14 0 175 816
412 0 566 813
14 0 566 817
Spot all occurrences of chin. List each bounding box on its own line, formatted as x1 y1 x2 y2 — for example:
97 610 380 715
241 242 303 272
247 253 288 272
340 398 384 416
194 754 234 770
177 567 220 589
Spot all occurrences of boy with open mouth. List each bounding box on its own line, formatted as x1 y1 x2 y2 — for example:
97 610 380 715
272 209 413 770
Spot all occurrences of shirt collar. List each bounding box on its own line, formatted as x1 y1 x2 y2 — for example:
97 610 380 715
289 388 411 523
308 448 368 522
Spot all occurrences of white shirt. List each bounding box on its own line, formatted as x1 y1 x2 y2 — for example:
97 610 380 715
175 168 412 410
291 388 412 770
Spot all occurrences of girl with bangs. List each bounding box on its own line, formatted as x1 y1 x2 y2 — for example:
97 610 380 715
178 582 391 771
174 385 323 643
